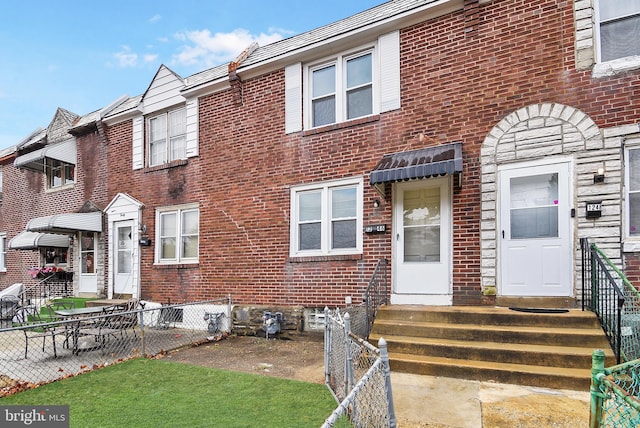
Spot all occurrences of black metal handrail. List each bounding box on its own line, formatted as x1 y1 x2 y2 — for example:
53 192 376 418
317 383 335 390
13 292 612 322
581 238 625 363
20 272 74 306
363 258 388 339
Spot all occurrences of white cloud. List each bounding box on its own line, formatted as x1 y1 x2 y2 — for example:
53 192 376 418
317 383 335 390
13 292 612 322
114 46 138 67
149 14 161 23
172 28 285 68
143 54 158 63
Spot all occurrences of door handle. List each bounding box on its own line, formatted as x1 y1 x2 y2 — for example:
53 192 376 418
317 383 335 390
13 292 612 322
397 233 400 241
502 230 505 239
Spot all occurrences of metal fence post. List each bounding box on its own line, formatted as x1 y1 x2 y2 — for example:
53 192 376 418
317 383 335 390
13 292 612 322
140 305 146 356
590 349 606 428
344 312 354 398
379 338 397 428
227 294 233 333
324 306 331 385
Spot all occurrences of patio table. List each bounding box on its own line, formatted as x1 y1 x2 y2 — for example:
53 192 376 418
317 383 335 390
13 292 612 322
55 306 115 354
54 306 108 318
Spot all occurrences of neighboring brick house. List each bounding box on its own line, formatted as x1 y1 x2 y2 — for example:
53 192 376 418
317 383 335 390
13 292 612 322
2 0 639 317
0 105 116 297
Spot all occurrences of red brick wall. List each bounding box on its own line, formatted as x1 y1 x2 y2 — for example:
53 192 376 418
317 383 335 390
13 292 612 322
104 0 639 307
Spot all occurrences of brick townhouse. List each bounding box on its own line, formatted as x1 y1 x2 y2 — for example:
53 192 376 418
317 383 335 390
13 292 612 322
1 0 639 320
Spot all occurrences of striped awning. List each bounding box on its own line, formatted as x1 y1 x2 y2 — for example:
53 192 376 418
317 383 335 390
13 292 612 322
26 211 102 234
370 142 463 185
14 138 76 172
9 231 70 250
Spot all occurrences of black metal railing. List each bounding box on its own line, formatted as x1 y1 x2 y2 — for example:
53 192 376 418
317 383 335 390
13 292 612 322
21 272 74 306
581 238 625 363
363 258 388 339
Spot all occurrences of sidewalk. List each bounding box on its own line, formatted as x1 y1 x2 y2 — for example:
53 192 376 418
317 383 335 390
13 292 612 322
391 372 590 427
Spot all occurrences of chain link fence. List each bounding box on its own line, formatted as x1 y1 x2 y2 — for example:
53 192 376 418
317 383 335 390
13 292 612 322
0 297 231 395
590 349 640 427
322 307 396 428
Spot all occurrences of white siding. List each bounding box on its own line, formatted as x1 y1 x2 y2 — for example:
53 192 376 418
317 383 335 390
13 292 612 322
185 98 199 158
379 31 401 113
143 66 186 114
132 115 144 170
285 63 302 134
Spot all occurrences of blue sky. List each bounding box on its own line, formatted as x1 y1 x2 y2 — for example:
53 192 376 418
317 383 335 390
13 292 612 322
0 1 383 151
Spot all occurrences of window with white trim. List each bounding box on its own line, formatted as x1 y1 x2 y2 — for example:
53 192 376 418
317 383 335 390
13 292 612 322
155 204 199 264
148 107 187 167
46 159 75 189
309 50 373 127
626 148 640 237
290 178 363 256
0 233 6 272
597 0 640 62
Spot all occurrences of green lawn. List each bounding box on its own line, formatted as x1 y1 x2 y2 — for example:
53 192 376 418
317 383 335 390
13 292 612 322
1 359 337 427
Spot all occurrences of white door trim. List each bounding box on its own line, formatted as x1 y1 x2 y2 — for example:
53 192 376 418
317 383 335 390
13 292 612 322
391 177 453 305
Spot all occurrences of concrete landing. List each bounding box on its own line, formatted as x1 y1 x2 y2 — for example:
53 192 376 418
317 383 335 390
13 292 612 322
391 372 590 427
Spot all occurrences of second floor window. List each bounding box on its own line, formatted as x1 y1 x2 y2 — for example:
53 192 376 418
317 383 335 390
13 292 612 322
309 50 373 128
598 0 640 62
148 108 187 166
46 159 75 189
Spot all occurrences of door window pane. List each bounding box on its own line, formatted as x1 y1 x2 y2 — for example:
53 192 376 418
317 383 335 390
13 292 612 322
403 188 441 262
510 173 559 239
117 227 132 273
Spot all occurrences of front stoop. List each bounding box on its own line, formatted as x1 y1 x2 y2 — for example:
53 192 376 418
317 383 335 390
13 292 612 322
369 305 616 390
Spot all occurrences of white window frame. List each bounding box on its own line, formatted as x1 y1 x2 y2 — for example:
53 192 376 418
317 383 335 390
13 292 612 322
155 203 199 264
147 107 187 167
0 233 6 272
304 44 377 129
625 147 640 242
594 1 640 66
290 177 363 257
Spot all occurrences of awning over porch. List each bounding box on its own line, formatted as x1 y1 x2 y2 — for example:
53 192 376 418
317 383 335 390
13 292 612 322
8 231 70 250
370 142 463 185
14 138 76 172
26 211 102 234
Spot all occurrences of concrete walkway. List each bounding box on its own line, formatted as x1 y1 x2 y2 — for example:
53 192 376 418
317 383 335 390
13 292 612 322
391 372 590 427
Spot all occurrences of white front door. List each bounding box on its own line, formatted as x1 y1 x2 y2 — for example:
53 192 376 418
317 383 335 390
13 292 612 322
392 178 452 305
114 221 135 296
499 161 572 296
78 232 97 294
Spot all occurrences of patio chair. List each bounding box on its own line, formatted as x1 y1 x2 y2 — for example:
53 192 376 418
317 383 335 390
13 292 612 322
76 305 125 353
112 298 144 338
14 305 65 359
44 300 76 349
0 295 20 328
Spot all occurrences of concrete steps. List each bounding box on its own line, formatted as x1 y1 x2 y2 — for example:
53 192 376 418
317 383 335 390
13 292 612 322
369 305 616 390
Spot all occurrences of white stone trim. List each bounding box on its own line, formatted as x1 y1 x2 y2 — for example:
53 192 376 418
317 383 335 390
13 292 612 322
480 102 618 298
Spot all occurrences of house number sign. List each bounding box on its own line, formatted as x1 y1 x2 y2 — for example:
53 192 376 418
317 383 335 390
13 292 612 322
586 201 602 219
365 224 386 233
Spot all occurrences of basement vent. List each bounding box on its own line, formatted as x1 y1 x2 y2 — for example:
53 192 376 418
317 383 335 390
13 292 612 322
304 308 326 331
